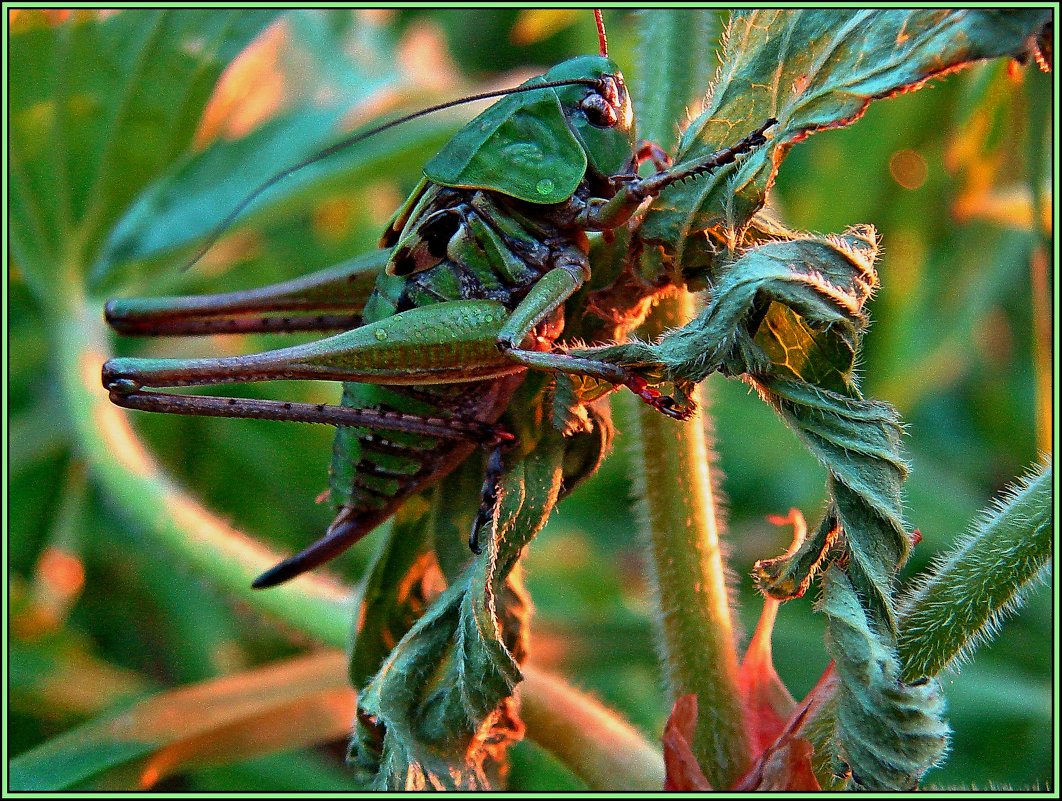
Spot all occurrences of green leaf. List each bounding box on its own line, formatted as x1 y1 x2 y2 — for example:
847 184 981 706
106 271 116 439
575 223 951 787
579 225 878 395
754 303 856 395
90 10 458 282
52 296 355 648
569 14 1050 780
349 378 564 790
632 10 720 152
347 374 620 789
634 9 1052 283
820 569 949 791
8 597 153 724
9 10 281 291
189 750 361 792
345 392 620 789
348 492 441 693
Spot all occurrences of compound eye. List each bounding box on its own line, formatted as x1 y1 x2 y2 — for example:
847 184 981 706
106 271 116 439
580 93 619 128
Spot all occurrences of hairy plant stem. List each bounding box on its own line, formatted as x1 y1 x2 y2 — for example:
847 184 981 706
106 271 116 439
803 463 1052 746
629 300 750 786
897 464 1052 681
628 11 750 787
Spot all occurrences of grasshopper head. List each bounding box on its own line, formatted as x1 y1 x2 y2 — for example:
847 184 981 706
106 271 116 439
545 55 637 181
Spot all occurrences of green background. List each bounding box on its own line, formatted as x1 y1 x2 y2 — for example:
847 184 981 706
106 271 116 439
8 9 1052 791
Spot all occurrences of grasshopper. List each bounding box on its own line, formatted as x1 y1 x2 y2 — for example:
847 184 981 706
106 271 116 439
102 11 774 588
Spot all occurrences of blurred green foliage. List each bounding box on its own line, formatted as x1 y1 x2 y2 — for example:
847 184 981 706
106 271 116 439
8 9 1051 791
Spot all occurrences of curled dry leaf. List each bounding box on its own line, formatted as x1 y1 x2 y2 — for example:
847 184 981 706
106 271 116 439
663 694 712 791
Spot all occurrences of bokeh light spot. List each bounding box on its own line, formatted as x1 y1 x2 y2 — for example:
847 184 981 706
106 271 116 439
38 547 86 599
888 148 928 190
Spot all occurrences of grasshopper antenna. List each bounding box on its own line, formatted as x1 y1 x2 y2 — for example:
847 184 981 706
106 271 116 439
594 9 608 57
182 77 604 272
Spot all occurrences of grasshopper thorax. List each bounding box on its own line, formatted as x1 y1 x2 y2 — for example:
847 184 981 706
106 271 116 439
423 54 637 205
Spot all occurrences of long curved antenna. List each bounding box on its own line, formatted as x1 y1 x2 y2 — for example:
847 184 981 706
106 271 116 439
594 9 608 57
182 77 603 272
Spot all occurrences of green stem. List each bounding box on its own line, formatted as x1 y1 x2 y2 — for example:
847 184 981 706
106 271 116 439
897 464 1052 681
55 287 355 648
632 9 721 150
519 665 664 791
628 11 751 787
630 300 750 785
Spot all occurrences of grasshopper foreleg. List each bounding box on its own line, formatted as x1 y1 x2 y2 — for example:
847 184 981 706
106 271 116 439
575 118 777 231
494 252 692 420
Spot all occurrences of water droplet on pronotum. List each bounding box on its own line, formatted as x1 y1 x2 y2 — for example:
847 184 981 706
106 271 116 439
536 178 554 195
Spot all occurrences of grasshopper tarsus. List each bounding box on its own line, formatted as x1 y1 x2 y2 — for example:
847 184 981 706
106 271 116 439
625 375 696 421
635 139 673 172
468 525 484 555
656 397 696 422
103 299 125 329
485 428 517 448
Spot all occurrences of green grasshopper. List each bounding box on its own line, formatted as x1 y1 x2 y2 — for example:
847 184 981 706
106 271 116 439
102 11 774 588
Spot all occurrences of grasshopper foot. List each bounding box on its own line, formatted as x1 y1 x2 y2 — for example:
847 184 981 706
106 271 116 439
101 359 142 394
625 375 695 421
